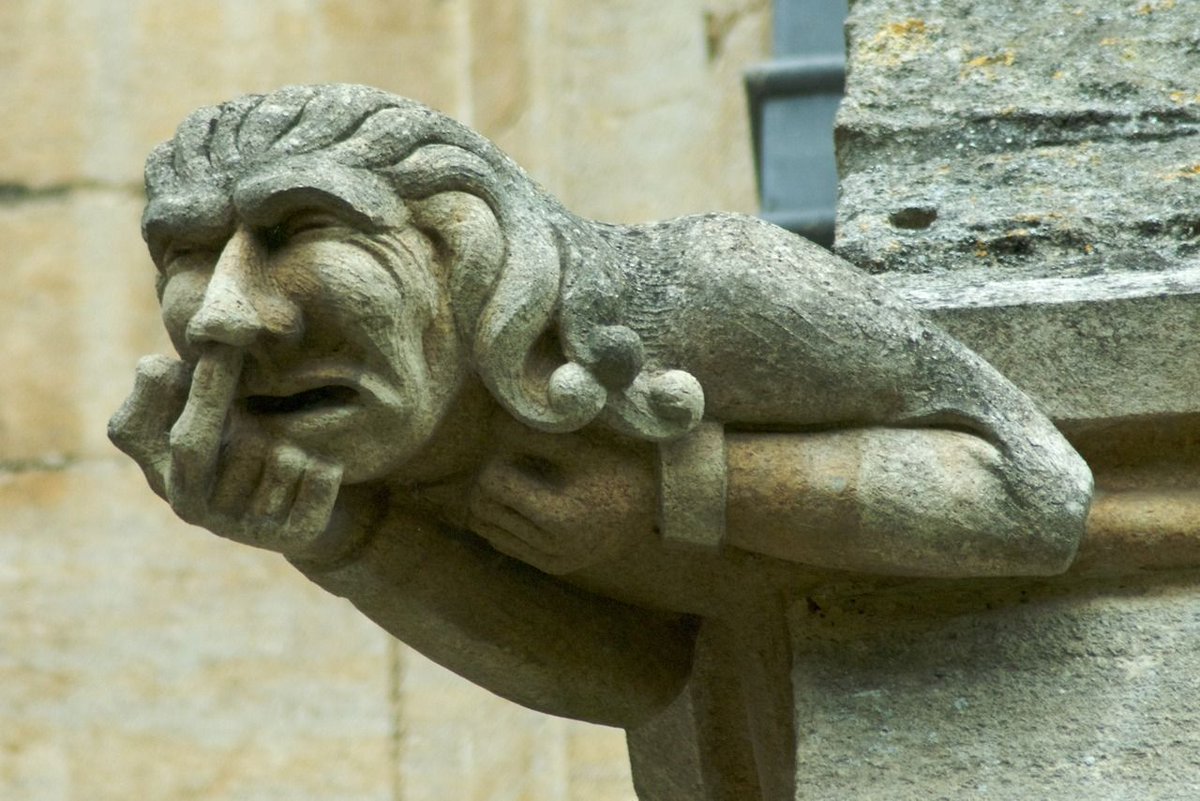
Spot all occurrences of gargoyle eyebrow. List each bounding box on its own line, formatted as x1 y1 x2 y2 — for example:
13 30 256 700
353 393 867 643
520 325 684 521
232 165 403 231
236 185 371 231
142 192 236 264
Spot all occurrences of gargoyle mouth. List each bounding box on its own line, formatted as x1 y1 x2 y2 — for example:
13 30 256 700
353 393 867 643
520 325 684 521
243 385 360 416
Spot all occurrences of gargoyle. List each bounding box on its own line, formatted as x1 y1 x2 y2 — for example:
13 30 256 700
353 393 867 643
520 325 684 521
110 84 1092 800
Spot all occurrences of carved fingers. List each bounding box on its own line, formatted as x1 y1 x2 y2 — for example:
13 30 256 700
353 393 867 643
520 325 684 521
468 421 657 574
201 437 347 559
108 354 193 498
110 348 353 562
469 462 568 565
167 347 243 521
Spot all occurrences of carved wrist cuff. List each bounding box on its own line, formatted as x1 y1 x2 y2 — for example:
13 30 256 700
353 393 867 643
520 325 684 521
657 421 727 550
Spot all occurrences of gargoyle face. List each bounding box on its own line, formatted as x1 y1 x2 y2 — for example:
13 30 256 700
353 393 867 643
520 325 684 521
146 166 465 485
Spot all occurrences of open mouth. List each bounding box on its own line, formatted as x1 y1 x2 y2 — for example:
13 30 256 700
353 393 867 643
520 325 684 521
243 385 359 416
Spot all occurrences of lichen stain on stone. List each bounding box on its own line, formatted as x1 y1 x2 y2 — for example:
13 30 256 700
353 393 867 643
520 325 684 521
960 50 1016 81
1168 91 1200 105
969 228 1036 261
860 18 935 68
1159 164 1200 181
996 228 1034 253
1137 0 1176 15
965 51 1015 70
1096 38 1139 61
885 18 926 37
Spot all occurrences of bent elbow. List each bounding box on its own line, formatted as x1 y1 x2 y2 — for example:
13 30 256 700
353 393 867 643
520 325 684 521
996 440 1094 576
903 430 1093 578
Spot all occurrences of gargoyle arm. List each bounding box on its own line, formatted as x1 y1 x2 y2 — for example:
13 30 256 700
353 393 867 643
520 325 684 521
724 426 1089 577
291 507 695 729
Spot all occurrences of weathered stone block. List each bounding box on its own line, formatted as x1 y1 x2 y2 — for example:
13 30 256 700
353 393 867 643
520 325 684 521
0 0 465 188
0 461 395 800
883 265 1200 426
546 0 767 221
0 191 166 463
791 575 1200 800
836 0 1200 275
820 4 1200 799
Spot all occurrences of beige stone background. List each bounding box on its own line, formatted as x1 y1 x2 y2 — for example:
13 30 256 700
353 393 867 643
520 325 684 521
0 1 768 799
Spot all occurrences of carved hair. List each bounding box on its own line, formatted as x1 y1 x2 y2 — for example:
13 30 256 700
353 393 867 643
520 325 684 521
145 83 702 441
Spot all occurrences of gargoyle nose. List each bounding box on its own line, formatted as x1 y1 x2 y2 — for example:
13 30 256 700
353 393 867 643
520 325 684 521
187 287 262 348
186 229 298 348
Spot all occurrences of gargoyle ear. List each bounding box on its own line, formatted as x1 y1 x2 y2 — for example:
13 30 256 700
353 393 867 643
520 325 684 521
391 143 704 441
406 191 506 348
389 144 607 433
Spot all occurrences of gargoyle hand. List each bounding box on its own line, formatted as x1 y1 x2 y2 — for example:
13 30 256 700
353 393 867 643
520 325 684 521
109 348 356 563
468 419 657 575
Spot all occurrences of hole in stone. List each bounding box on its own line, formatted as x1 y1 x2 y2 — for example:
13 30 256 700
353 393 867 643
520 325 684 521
889 207 939 229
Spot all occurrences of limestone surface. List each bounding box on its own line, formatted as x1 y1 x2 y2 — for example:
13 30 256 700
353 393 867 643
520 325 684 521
815 3 1200 799
836 0 1200 276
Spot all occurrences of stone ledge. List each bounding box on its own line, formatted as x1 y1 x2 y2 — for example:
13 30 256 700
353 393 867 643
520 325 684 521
880 262 1200 425
873 264 1200 577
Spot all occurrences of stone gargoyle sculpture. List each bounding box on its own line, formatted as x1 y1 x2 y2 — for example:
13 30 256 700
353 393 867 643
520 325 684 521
109 84 1093 800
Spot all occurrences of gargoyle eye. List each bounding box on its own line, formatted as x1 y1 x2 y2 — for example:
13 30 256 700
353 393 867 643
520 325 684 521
262 210 342 252
158 240 215 272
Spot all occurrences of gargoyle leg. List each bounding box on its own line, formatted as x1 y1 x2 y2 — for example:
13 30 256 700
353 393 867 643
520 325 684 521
627 606 796 801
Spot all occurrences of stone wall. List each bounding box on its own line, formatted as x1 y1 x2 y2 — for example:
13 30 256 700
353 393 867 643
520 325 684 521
836 0 1200 276
0 2 768 798
804 2 1200 799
